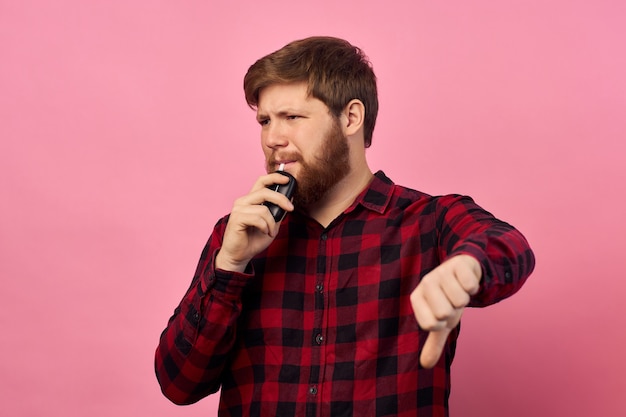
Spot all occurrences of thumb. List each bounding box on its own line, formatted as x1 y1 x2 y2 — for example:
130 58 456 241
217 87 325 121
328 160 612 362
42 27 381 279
419 327 452 369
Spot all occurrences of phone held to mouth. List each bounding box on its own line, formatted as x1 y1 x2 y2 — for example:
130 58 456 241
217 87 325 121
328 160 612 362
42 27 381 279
263 163 297 222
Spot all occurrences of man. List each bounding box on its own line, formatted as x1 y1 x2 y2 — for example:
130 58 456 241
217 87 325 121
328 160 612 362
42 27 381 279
155 36 535 417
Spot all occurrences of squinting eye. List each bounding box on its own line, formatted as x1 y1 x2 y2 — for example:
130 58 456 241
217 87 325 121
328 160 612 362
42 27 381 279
287 115 300 120
259 119 270 126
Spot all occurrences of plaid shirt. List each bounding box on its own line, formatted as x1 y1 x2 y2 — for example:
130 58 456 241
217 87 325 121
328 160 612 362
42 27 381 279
155 171 535 417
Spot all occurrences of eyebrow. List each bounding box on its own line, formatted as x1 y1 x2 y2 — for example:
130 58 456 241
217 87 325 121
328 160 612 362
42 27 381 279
256 109 304 122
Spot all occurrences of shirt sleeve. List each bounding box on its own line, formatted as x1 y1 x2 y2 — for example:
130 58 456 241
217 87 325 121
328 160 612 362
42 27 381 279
154 216 253 405
436 195 536 307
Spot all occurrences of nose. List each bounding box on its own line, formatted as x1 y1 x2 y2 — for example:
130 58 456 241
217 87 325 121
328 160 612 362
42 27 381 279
263 121 289 150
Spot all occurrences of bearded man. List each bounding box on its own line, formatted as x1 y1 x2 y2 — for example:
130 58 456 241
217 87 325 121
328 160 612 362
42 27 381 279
155 36 535 417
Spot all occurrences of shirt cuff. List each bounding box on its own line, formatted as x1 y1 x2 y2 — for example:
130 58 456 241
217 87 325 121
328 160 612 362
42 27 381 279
200 250 255 302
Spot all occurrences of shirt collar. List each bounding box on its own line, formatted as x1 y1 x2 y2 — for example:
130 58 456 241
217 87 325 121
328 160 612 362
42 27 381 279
349 170 394 214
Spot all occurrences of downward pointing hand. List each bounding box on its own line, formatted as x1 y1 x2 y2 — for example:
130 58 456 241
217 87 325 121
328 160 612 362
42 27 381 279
419 310 462 368
410 255 482 368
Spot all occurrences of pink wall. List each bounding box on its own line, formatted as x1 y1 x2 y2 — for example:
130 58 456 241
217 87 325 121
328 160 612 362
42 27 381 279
1 1 624 415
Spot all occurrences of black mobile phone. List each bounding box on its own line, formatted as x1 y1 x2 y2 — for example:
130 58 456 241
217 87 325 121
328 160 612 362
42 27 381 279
263 168 297 222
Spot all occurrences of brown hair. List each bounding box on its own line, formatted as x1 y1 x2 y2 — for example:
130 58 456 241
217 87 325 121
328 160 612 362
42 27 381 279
243 36 379 148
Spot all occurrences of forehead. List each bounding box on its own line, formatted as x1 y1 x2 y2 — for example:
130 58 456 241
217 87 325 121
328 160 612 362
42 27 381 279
257 82 327 114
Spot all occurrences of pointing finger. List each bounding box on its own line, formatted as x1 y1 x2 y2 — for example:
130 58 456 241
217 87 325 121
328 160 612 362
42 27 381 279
420 327 452 369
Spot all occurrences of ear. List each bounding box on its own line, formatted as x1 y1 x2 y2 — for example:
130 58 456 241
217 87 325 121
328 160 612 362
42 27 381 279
341 99 365 137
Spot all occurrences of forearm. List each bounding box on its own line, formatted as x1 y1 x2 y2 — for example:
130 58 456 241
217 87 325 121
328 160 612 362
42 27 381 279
438 195 535 306
451 226 534 306
155 222 251 404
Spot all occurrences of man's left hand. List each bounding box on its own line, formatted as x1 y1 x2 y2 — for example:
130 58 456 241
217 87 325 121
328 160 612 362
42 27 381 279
410 254 482 368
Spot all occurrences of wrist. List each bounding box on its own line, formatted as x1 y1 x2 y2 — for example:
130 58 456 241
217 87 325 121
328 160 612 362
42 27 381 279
215 250 248 273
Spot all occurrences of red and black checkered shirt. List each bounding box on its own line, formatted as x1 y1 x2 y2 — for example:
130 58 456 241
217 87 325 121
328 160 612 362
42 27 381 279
155 171 535 416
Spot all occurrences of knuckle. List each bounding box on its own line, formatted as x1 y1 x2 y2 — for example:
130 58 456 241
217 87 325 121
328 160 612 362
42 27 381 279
461 276 480 294
452 296 470 309
451 293 470 309
432 307 453 322
423 319 446 332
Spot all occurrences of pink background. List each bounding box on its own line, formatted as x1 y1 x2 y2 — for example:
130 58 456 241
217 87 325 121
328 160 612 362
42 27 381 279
1 1 625 416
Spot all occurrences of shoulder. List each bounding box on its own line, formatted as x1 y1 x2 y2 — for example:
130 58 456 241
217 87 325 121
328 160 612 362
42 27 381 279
379 174 488 228
377 171 468 212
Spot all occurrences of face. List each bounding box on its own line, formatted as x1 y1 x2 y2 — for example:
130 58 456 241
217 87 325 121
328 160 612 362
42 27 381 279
257 82 350 209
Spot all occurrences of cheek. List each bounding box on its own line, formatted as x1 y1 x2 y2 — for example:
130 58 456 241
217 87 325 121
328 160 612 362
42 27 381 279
298 130 322 153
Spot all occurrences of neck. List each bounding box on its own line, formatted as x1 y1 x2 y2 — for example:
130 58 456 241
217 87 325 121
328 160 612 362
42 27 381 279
306 162 374 228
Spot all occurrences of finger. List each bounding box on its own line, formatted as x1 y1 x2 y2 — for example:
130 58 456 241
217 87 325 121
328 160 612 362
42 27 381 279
230 205 276 235
249 172 291 193
440 275 471 309
453 255 482 295
234 188 295 216
262 191 295 213
419 274 458 322
420 327 452 369
410 289 447 331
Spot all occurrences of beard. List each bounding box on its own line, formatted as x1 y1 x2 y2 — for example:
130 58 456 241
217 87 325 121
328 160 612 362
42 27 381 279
267 119 350 210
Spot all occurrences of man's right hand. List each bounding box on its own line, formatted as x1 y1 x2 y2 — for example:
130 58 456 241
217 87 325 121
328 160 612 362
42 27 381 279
215 172 295 273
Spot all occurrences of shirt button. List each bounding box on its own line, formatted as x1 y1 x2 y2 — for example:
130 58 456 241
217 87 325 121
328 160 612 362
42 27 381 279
315 284 324 292
309 386 318 395
320 233 327 241
315 334 324 345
